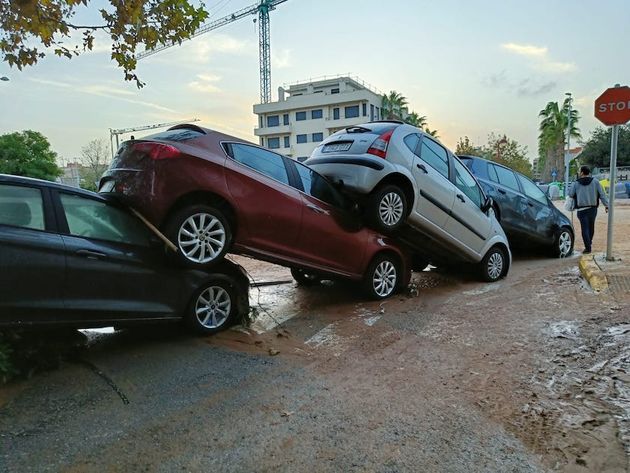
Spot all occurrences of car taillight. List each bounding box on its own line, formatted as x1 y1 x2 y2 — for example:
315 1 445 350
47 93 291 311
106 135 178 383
133 142 181 160
367 129 394 159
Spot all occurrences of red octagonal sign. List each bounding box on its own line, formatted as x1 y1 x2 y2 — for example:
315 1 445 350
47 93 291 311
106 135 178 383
595 86 630 126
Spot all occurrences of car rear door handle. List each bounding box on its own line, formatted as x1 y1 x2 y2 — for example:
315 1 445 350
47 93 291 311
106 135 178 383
76 249 107 260
456 194 466 203
527 201 534 207
416 163 428 173
307 204 329 215
497 188 507 195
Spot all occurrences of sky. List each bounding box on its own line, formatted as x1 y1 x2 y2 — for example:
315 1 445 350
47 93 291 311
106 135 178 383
1 0 629 164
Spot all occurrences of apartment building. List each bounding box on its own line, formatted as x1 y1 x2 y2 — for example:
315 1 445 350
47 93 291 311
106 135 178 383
253 76 384 160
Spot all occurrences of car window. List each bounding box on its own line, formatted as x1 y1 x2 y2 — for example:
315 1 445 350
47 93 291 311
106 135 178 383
487 162 499 183
0 184 45 230
453 159 483 207
419 137 449 179
492 164 520 191
60 193 151 246
294 162 344 208
517 174 548 205
230 144 289 185
403 133 420 154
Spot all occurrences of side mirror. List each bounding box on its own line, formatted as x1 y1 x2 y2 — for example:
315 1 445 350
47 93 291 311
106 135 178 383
481 197 494 213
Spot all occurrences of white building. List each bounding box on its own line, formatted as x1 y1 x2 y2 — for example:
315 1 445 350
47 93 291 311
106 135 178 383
253 76 385 160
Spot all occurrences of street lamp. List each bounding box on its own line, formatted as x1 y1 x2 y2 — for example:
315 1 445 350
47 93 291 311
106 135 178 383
496 135 508 161
564 92 573 197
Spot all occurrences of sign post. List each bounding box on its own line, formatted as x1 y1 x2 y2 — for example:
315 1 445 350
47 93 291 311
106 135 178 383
594 83 630 261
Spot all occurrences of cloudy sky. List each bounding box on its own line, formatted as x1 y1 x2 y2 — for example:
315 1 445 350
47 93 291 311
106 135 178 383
1 0 629 163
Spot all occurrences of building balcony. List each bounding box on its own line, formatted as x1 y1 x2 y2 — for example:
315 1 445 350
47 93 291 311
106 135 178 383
254 124 292 136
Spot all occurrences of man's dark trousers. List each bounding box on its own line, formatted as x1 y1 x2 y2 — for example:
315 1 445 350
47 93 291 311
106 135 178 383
577 207 598 252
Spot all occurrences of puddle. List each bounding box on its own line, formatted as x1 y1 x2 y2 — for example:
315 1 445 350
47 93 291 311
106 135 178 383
546 320 580 340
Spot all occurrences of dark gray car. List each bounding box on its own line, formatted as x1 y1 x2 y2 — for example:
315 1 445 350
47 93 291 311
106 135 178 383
458 156 574 257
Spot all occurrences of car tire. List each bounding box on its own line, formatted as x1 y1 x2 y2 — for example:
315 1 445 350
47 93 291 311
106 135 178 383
367 185 407 233
291 268 321 286
479 246 507 282
186 275 239 335
164 204 232 268
552 227 574 258
363 253 400 300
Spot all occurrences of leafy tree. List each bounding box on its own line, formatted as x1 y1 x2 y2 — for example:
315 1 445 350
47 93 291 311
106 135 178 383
404 111 427 129
455 136 483 156
0 130 61 181
486 133 532 177
538 98 580 181
0 0 209 87
579 125 630 167
425 128 439 139
382 91 408 120
80 138 110 191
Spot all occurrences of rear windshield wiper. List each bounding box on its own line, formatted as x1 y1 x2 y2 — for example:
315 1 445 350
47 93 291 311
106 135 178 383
345 126 372 134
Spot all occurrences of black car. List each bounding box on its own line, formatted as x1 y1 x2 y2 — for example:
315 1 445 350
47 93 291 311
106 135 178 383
0 174 249 334
458 156 574 257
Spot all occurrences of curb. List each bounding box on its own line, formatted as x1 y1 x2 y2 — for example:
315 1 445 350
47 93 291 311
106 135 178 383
578 255 608 292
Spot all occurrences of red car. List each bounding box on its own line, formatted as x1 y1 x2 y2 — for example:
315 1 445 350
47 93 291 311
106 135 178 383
99 124 410 299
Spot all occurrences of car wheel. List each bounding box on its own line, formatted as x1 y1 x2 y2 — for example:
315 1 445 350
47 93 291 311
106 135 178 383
187 276 238 335
552 227 574 258
363 254 400 300
291 268 321 286
165 204 232 268
367 185 407 233
479 246 507 282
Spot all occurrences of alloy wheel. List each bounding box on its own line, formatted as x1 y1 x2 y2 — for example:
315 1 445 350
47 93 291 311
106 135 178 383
558 231 572 257
378 192 404 227
195 286 232 329
373 260 397 297
178 212 226 264
487 252 504 280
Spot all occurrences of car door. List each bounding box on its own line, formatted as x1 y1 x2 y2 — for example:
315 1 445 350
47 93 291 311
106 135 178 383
443 158 492 256
54 191 186 322
516 174 555 244
487 163 529 238
0 182 66 324
290 161 366 275
407 134 456 231
222 143 303 258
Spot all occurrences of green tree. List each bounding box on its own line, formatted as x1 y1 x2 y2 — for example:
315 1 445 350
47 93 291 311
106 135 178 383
0 0 209 87
538 98 580 181
404 111 427 129
425 128 439 139
455 136 483 156
0 130 61 181
382 91 408 120
80 138 110 191
579 125 630 168
486 133 532 177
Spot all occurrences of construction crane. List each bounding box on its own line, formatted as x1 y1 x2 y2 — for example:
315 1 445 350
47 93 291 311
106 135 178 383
136 0 288 104
109 118 200 159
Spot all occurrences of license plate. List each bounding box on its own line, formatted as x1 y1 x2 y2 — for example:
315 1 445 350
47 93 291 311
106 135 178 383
322 142 352 153
99 180 115 193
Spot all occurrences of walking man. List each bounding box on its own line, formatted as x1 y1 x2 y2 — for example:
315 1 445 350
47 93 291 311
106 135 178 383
569 166 609 254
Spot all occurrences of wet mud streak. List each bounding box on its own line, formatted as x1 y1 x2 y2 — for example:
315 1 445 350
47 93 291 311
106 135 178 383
74 359 130 405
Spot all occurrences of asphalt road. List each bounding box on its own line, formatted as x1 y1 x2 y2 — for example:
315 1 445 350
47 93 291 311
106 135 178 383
1 251 628 472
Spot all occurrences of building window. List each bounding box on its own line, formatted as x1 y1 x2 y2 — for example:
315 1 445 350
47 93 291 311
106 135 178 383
267 115 280 127
283 113 289 125
296 111 307 121
267 137 280 149
333 108 340 120
311 109 323 119
345 105 360 119
312 132 323 143
259 116 263 128
370 104 374 121
284 136 290 148
296 134 307 144
331 88 339 94
362 103 367 117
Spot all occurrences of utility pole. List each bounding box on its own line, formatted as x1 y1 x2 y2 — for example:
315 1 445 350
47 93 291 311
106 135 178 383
564 92 572 198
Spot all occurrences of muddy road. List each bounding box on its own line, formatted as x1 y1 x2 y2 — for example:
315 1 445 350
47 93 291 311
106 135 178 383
1 251 629 472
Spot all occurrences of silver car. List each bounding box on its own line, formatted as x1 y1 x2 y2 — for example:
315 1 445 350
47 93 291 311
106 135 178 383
305 121 511 282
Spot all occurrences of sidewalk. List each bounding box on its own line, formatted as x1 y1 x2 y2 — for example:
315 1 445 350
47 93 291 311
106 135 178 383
560 200 630 299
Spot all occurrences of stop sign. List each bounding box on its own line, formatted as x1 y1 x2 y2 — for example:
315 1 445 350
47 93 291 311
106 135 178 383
594 86 630 126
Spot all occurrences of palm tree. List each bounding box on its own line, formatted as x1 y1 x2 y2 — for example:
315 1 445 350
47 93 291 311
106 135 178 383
538 98 580 181
425 128 439 139
404 111 427 129
382 91 408 120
